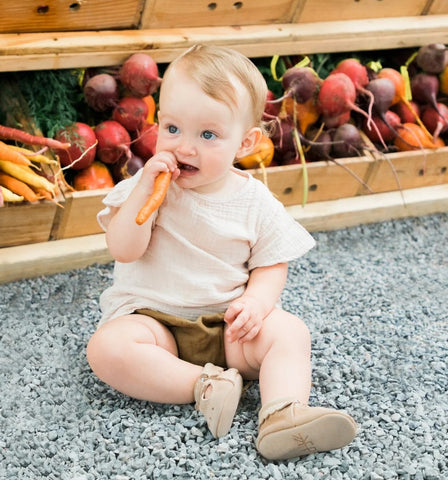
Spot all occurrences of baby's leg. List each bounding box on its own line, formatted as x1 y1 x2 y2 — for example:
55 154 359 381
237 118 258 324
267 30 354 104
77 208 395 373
225 309 312 405
86 314 203 403
225 309 357 459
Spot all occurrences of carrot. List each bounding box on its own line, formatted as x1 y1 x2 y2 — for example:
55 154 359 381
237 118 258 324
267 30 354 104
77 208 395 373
9 145 58 165
0 141 32 166
0 185 24 203
135 171 172 225
0 160 56 194
0 172 39 202
0 124 71 150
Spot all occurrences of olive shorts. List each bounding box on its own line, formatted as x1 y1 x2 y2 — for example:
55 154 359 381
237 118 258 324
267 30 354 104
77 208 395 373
135 308 227 368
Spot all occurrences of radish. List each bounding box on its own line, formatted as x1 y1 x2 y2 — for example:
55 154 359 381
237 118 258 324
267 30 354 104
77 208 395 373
95 120 132 164
54 122 97 170
131 123 159 160
112 97 149 132
415 43 448 74
411 73 441 114
83 73 119 112
120 53 162 97
421 103 448 141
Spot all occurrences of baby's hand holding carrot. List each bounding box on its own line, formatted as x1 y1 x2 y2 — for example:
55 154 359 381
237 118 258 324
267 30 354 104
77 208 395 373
135 151 179 225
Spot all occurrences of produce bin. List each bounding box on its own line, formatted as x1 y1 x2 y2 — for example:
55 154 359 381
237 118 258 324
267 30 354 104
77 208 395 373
0 0 448 280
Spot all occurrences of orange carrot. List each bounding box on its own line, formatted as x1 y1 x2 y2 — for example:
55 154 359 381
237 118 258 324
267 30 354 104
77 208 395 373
0 141 32 166
0 172 39 202
135 171 171 225
0 125 71 150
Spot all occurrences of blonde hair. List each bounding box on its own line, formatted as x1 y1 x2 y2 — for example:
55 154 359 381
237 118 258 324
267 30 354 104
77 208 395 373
162 44 268 129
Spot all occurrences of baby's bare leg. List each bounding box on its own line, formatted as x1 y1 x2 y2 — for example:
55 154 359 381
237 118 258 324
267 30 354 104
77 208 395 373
86 314 203 403
225 309 312 405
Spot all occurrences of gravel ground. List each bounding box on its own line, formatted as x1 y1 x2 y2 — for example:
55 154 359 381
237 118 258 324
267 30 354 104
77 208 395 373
1 213 447 479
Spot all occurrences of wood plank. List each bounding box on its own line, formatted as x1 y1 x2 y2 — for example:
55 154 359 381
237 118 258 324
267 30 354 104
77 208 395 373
2 184 447 284
0 15 447 71
288 184 448 231
0 233 112 284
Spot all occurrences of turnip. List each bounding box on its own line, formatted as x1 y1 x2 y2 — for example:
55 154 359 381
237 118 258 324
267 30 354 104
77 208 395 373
54 122 97 170
95 120 132 164
112 97 149 132
415 43 448 74
120 53 162 97
83 73 119 112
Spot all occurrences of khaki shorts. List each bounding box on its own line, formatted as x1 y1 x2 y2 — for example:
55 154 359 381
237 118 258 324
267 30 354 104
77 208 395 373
135 308 227 368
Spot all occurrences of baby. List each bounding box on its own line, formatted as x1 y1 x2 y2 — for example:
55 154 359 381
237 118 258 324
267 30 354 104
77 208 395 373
86 44 357 460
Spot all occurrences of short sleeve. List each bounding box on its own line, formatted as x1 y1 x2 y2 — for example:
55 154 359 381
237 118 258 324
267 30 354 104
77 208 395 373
248 185 315 270
97 169 143 231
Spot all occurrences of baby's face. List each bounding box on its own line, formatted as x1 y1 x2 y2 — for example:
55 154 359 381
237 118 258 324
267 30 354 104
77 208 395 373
156 68 252 195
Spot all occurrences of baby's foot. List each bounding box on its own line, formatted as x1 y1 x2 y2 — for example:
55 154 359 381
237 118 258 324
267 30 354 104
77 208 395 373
256 399 357 460
194 363 243 438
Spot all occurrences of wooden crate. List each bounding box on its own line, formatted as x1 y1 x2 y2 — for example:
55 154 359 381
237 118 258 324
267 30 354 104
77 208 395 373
0 201 58 248
141 0 299 28
295 0 428 23
49 148 448 240
0 0 144 33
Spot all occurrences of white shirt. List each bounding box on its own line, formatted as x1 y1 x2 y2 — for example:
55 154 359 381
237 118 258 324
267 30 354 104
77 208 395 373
97 168 315 324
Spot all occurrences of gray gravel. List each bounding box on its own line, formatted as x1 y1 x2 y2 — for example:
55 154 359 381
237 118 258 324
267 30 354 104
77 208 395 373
1 213 447 479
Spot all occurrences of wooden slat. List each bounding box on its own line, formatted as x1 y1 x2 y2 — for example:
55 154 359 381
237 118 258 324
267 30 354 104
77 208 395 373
0 15 447 71
2 184 448 284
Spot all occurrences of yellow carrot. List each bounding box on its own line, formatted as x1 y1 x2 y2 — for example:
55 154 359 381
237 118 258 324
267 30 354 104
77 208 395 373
0 159 56 194
0 141 32 166
0 185 24 202
0 173 39 202
9 145 58 165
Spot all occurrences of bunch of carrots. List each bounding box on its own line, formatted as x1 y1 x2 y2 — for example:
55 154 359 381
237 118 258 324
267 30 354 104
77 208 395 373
0 125 70 207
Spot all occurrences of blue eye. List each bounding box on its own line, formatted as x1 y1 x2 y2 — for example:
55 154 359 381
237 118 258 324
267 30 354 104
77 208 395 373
201 130 216 140
168 125 179 134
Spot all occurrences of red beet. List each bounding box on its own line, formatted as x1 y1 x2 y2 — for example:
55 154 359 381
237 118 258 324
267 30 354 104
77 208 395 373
281 66 322 103
421 103 448 140
415 43 448 74
83 73 119 112
112 97 149 132
362 110 401 144
54 122 97 170
131 123 159 160
392 100 421 124
95 120 132 164
120 53 162 97
411 73 441 113
332 123 364 158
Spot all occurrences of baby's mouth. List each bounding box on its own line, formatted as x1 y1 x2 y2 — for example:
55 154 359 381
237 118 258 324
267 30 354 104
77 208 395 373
178 161 198 172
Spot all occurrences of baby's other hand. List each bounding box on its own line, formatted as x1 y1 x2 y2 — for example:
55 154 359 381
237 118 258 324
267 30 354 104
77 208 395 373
224 296 265 343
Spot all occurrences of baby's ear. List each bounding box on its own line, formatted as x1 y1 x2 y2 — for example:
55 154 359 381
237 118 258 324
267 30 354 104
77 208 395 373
236 127 263 159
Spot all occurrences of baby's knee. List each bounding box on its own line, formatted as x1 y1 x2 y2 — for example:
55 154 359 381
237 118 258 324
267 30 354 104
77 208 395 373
86 325 123 376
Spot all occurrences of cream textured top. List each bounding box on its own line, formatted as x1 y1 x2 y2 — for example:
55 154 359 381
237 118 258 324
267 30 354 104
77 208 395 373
97 168 315 324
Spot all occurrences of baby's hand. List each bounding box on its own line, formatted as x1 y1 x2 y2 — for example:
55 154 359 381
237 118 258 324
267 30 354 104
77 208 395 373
224 296 265 343
140 151 180 189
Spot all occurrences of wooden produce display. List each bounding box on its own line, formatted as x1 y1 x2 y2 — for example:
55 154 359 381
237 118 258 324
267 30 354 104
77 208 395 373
1 0 448 282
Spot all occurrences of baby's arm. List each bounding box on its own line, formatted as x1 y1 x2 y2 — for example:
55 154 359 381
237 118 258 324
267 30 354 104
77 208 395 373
224 262 288 343
105 151 179 263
